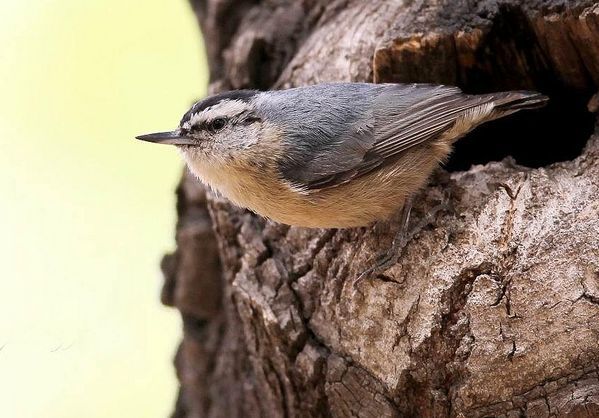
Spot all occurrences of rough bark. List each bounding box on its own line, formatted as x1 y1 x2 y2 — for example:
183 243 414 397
162 1 599 417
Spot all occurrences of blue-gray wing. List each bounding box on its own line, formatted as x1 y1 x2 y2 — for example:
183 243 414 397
260 83 479 192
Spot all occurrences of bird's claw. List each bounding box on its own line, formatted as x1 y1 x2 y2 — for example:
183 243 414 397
350 192 451 298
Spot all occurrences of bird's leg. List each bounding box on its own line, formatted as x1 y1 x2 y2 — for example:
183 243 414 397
353 193 450 290
354 197 413 286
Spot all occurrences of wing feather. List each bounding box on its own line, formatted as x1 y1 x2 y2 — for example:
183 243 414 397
272 83 494 192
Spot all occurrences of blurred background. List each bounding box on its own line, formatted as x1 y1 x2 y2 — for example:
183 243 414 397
0 0 207 417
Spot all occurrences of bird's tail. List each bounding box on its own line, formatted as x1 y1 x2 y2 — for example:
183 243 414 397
489 91 549 116
441 90 548 145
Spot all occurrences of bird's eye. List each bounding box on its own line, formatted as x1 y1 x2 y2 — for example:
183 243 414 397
208 117 227 133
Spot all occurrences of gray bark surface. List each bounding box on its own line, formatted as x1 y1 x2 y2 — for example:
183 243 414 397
162 1 599 417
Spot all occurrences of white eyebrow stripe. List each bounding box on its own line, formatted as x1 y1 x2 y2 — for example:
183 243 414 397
185 99 251 129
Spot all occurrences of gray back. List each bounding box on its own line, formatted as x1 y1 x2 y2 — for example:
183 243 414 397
254 83 465 191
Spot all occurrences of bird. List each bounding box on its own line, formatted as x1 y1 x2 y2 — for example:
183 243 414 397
137 82 548 229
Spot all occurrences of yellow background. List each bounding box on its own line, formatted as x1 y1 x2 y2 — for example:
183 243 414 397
0 1 207 417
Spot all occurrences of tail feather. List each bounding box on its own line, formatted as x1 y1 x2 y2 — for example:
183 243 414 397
441 90 549 144
490 91 549 113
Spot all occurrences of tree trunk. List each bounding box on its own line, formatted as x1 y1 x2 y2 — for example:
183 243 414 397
161 1 599 417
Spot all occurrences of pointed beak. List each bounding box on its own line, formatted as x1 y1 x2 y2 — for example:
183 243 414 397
135 130 196 146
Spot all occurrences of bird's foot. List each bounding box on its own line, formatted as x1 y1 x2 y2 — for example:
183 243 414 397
352 194 450 295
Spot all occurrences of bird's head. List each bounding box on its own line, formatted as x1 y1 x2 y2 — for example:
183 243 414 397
136 90 265 165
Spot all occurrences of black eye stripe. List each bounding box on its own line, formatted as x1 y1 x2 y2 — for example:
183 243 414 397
243 116 262 124
190 113 260 132
191 117 227 132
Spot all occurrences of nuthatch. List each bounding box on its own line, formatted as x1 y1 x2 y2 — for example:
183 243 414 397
137 83 548 229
